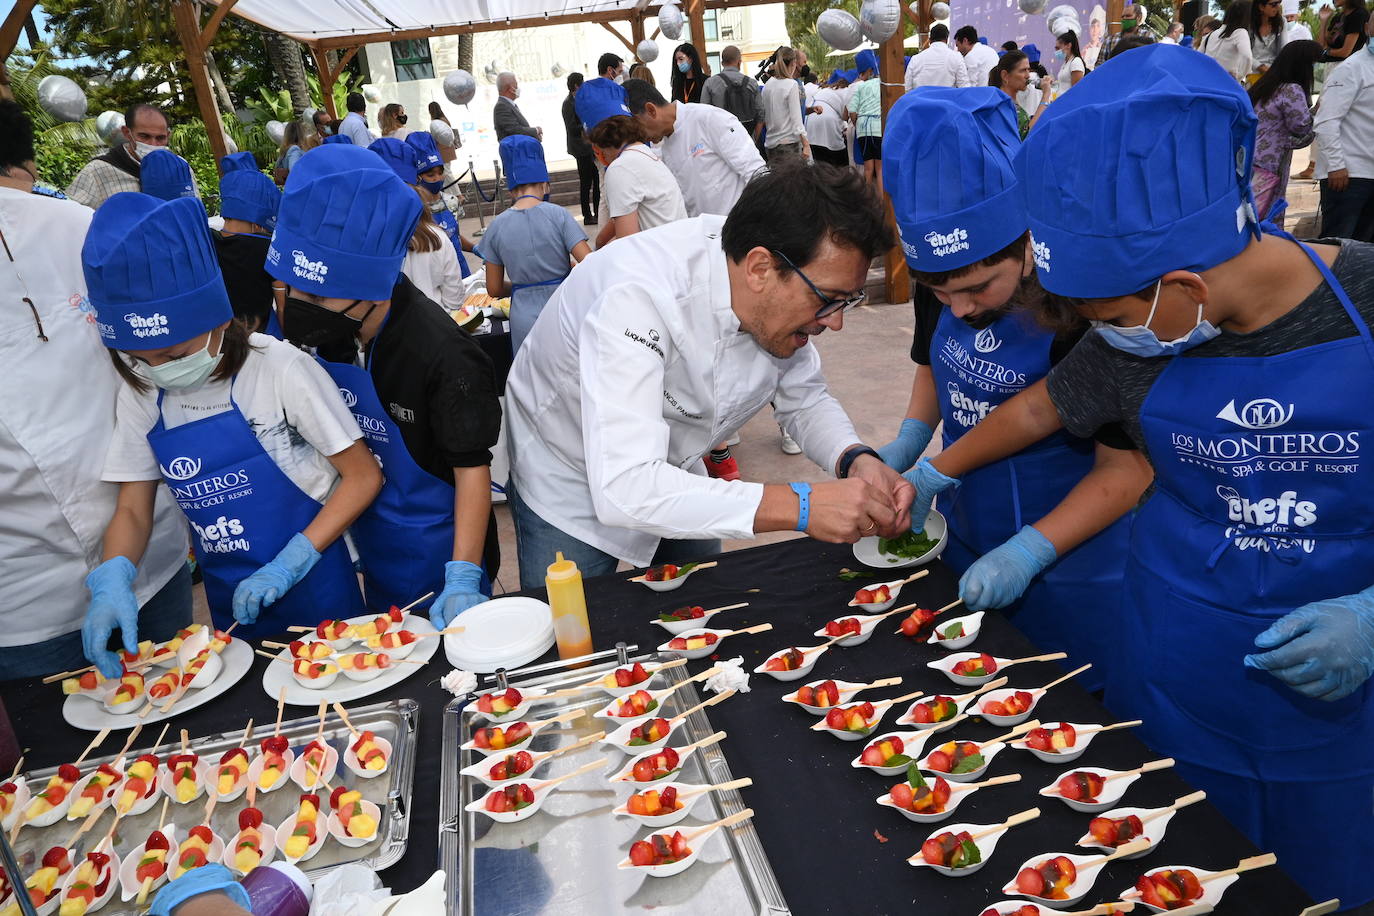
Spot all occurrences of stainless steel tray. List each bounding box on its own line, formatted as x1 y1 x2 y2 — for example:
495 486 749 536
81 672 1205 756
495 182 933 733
9 698 417 912
440 655 788 915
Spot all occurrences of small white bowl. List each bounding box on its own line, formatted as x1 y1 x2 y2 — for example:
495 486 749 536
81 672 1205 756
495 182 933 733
1076 804 1178 857
927 652 1007 687
616 821 737 878
1039 766 1138 813
653 606 729 636
465 775 572 824
327 799 382 847
609 742 715 784
811 614 886 647
853 509 949 569
118 824 176 901
811 700 902 742
601 717 677 755
592 662 676 698
636 563 706 592
275 813 326 864
593 688 670 726
169 830 225 881
336 652 391 682
1010 723 1100 764
468 687 550 723
290 660 340 690
458 748 542 789
876 779 970 825
312 620 355 651
24 776 81 829
364 631 418 659
658 629 729 661
850 731 936 775
100 676 146 714
460 717 564 756
925 612 984 650
893 680 1007 732
182 649 224 690
342 733 392 780
158 758 209 806
57 845 120 914
212 749 252 803
1003 850 1117 910
0 778 31 832
113 761 161 817
221 823 276 876
245 748 295 795
975 688 1043 727
64 765 122 821
908 821 1008 878
289 743 339 791
846 578 909 612
286 639 336 661
753 644 830 682
612 782 716 828
1121 864 1241 913
781 679 891 716
917 740 1007 783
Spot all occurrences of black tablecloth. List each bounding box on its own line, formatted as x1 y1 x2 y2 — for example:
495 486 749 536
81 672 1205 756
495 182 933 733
471 319 513 392
1 538 1314 914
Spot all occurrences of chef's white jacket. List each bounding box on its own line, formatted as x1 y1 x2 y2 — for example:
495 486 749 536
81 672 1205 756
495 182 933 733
1314 47 1374 180
0 188 187 646
904 43 973 90
505 215 861 566
657 103 766 219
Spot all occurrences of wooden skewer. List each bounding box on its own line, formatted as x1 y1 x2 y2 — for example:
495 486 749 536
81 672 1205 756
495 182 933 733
180 730 190 756
703 601 748 615
273 687 287 737
535 732 605 762
314 702 327 744
1061 902 1140 916
682 807 753 842
1003 651 1069 668
1298 901 1342 916
721 623 772 637
259 641 293 650
240 719 255 745
949 772 1021 793
1036 663 1095 694
886 686 929 705
539 757 608 790
985 719 1042 746
1096 838 1152 864
628 560 718 583
43 666 92 684
528 708 584 728
6 756 23 781
1103 758 1175 782
409 626 465 639
75 728 111 767
332 703 360 738
285 626 317 633
617 667 720 710
967 807 1040 843
1201 852 1278 883
872 601 917 621
149 722 172 756
396 591 437 614
681 777 753 798
1138 790 1207 826
681 730 727 753
891 598 965 634
1075 719 1144 737
857 676 903 691
254 649 288 663
963 676 1010 699
667 689 734 726
64 802 108 847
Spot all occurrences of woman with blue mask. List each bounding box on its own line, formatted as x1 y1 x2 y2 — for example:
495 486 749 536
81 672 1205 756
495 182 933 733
84 192 380 657
901 46 1374 909
406 131 476 278
1053 29 1089 95
670 43 706 103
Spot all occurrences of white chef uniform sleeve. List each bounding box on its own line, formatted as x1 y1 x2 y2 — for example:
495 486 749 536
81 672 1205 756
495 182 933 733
771 341 860 476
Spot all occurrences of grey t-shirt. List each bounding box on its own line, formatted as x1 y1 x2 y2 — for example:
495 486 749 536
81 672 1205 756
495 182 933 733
1046 239 1374 465
473 201 586 285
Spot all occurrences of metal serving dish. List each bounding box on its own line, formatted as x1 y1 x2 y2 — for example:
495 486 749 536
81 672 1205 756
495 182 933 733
7 698 417 912
440 653 788 915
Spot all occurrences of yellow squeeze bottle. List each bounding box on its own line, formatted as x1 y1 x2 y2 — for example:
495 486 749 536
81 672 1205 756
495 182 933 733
545 552 594 666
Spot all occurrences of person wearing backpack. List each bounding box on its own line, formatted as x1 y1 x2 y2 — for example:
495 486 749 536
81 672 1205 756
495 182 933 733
703 45 765 143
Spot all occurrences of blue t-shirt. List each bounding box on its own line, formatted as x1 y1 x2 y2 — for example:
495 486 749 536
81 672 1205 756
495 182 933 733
474 202 586 287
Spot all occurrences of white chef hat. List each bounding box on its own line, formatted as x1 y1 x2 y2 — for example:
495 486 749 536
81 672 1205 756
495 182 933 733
1282 0 1300 15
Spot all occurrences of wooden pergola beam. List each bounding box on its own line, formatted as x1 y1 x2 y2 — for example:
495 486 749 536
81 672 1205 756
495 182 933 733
0 0 40 100
599 21 637 55
878 18 911 308
171 0 230 168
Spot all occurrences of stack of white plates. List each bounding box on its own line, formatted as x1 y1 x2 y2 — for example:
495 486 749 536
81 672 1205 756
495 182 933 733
444 597 555 673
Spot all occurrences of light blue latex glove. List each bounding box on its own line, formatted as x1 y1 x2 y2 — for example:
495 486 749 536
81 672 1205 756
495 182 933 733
150 864 251 916
1244 587 1374 701
959 525 1057 611
82 556 140 678
901 457 959 533
876 418 934 473
231 532 320 625
431 560 486 628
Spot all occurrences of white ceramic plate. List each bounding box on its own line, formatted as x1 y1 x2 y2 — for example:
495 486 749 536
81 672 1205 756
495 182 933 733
63 639 253 731
263 613 438 705
443 597 554 674
852 510 948 569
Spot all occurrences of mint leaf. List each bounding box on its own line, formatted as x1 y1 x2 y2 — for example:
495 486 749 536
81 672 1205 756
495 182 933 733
939 622 964 639
677 562 699 577
951 752 985 775
886 753 912 767
906 763 927 789
838 569 876 581
954 839 982 867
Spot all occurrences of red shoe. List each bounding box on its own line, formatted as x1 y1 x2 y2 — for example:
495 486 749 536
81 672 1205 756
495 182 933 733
704 453 741 481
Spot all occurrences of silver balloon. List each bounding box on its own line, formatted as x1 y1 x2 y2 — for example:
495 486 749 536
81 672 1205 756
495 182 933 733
1019 0 1048 13
817 8 864 51
221 132 239 155
637 39 660 63
658 3 685 40
551 63 567 78
429 118 456 148
37 74 87 123
362 84 383 103
931 1 951 19
95 110 125 146
1049 12 1082 35
1046 4 1079 24
443 69 477 105
860 0 903 43
265 119 286 145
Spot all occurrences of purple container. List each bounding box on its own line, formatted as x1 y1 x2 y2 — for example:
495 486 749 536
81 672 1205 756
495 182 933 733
240 862 312 916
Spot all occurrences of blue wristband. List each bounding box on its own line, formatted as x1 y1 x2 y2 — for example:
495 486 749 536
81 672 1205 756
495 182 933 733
789 482 811 532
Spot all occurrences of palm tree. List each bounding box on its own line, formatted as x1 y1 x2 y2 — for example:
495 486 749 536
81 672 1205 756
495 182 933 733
459 34 473 74
263 29 311 115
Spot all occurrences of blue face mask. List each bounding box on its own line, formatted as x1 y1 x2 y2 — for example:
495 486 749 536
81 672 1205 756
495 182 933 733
141 330 223 391
1054 48 1066 61
419 177 444 194
677 60 691 73
1092 280 1221 357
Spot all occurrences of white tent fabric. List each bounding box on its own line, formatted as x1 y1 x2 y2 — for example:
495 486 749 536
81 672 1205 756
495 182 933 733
210 0 653 42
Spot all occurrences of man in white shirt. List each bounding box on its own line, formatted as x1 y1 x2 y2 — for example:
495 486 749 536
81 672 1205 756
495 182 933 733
624 79 766 218
955 27 1001 85
504 161 915 587
1314 17 1374 242
1160 21 1185 42
904 24 974 89
339 92 376 148
0 100 189 678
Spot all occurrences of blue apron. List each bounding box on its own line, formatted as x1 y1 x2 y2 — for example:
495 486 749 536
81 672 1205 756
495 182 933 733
147 385 364 638
315 317 490 613
1111 240 1374 908
930 307 1132 692
263 307 283 341
432 208 471 279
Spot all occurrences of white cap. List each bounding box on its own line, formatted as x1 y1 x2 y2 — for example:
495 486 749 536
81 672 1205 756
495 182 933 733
1282 0 1300 15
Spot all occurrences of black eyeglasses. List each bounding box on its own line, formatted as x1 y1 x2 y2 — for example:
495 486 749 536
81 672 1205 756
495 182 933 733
771 250 867 319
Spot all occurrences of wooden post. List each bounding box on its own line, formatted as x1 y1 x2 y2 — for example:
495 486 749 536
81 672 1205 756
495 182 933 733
310 46 338 120
686 0 708 69
0 0 40 100
878 31 910 307
171 0 229 168
1107 0 1125 34
631 13 647 60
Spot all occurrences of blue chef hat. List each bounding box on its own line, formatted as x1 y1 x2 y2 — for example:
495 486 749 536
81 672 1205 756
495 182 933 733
139 149 196 201
855 49 879 76
575 77 632 134
1014 44 1259 298
499 135 550 190
219 168 281 232
405 132 445 172
368 137 419 185
322 134 353 145
842 68 859 83
220 152 259 174
83 192 232 351
884 87 1026 270
267 144 421 301
1022 43 1042 63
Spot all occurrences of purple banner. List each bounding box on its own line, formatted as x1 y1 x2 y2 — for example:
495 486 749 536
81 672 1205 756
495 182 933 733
951 0 1109 68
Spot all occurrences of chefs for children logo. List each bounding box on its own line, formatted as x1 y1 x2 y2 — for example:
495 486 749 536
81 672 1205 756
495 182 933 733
1215 485 1318 554
190 516 250 555
1217 398 1295 430
924 227 970 259
125 312 170 339
1032 238 1051 272
947 381 992 427
974 328 1001 354
291 250 329 284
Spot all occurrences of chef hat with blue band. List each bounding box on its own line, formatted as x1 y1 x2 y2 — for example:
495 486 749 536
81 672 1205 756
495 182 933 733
219 169 281 232
405 132 445 172
139 149 196 201
884 87 1027 271
266 144 421 301
500 135 550 190
368 137 419 185
219 151 259 174
1014 44 1260 298
855 49 879 76
575 78 632 134
83 192 232 351
322 134 353 145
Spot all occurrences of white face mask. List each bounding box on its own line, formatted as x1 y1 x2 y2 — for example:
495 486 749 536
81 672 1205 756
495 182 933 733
614 71 626 84
132 140 163 160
